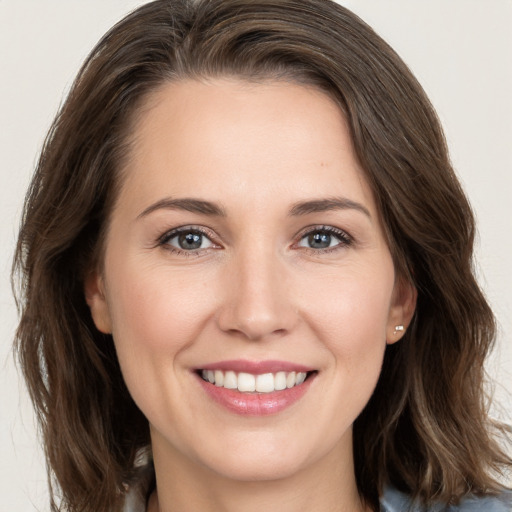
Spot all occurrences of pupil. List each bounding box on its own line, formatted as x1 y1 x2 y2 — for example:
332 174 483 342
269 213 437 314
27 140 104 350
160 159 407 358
179 232 202 249
309 232 330 249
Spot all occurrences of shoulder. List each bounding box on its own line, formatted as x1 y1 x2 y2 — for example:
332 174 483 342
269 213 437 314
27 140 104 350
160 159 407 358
123 455 155 512
380 486 512 512
123 489 146 512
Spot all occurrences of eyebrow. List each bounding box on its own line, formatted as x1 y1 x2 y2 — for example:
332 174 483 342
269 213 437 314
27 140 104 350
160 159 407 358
137 196 371 220
137 198 227 219
288 197 371 219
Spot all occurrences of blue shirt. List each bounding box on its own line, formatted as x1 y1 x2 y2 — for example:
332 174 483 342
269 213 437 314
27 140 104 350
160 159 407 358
381 486 512 511
122 464 512 512
124 485 512 511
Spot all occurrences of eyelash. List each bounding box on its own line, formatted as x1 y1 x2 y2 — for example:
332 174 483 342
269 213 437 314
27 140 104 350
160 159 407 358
294 225 353 254
157 225 353 256
158 226 219 256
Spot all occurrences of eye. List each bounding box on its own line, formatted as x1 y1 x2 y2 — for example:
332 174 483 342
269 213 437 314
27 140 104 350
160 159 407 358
160 228 215 252
297 227 352 250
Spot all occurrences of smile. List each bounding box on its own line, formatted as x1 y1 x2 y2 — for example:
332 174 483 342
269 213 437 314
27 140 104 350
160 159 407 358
195 361 317 416
200 369 309 393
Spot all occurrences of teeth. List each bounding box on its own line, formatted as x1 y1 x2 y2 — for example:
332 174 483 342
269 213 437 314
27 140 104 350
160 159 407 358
214 370 224 387
238 372 256 392
274 371 287 391
255 373 274 392
200 369 309 393
224 371 237 389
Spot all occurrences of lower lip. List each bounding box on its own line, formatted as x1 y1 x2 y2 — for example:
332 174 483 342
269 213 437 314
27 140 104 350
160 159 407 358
196 373 316 416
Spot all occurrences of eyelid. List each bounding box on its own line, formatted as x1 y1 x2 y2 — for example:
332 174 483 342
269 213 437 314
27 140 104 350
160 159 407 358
156 224 353 256
158 225 221 253
293 225 353 251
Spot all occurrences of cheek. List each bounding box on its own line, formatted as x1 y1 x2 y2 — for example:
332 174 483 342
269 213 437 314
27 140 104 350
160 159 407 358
103 258 221 420
106 260 212 351
299 264 394 408
301 263 394 344
103 260 222 417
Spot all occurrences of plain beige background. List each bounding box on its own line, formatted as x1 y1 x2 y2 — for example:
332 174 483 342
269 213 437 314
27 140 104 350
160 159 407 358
1 1 511 509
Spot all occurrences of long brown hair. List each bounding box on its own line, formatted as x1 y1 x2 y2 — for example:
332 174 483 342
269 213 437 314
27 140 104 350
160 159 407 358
13 1 511 511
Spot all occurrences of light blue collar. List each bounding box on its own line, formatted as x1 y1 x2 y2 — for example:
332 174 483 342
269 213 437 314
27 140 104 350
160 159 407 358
381 485 512 511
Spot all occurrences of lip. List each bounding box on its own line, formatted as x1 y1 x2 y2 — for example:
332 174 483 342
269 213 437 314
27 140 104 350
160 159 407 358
194 360 317 416
198 359 315 374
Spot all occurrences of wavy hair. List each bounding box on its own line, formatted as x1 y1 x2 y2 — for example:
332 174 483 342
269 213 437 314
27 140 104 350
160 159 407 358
13 1 511 511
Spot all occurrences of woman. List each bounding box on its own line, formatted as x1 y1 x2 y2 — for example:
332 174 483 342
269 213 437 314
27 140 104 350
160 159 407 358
12 1 511 511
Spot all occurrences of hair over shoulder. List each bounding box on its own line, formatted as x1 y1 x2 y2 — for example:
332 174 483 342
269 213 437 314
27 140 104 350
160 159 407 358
12 1 511 511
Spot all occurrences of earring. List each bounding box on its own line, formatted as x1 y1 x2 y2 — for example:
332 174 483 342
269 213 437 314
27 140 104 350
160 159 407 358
393 325 404 336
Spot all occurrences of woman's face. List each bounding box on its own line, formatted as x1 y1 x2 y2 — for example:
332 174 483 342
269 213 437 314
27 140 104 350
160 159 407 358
87 79 415 482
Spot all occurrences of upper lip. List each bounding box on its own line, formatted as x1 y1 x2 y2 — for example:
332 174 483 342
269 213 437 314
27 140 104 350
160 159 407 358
197 359 315 374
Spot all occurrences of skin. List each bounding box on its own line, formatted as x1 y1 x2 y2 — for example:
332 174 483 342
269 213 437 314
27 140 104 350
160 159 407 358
86 78 416 512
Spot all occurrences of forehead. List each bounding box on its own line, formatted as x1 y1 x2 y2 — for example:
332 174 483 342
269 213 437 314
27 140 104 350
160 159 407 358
117 78 376 217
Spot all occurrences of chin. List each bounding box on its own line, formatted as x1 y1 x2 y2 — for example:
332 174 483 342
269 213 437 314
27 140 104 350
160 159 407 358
191 432 327 483
208 455 308 483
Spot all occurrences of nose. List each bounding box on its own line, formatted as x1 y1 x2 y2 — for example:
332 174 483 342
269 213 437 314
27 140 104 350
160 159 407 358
216 246 298 341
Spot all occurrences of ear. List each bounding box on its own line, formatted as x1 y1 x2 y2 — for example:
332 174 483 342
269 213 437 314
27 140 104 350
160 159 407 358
386 277 417 344
84 270 112 334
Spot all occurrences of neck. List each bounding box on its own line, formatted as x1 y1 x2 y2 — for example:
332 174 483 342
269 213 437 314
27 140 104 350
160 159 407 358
148 428 369 512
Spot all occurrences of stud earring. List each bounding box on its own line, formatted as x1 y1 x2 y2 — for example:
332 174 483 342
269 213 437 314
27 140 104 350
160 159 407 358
393 325 404 336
